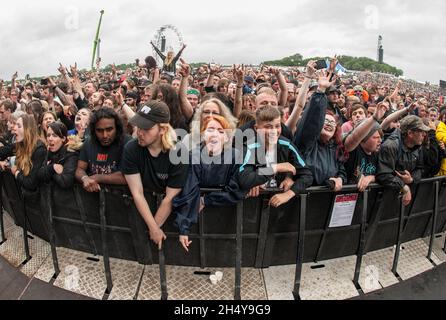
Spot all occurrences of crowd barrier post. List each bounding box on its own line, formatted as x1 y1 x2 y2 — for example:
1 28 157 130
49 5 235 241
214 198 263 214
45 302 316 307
99 188 113 294
156 194 168 301
400 185 419 237
353 189 369 288
0 174 5 244
391 194 405 277
74 185 98 256
234 201 243 300
254 197 270 268
313 191 338 263
427 181 440 262
441 180 446 254
363 190 384 253
292 193 307 300
20 191 32 263
198 201 206 268
46 184 60 277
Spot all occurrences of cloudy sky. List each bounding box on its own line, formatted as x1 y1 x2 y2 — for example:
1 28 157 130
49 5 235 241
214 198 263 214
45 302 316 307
0 0 445 83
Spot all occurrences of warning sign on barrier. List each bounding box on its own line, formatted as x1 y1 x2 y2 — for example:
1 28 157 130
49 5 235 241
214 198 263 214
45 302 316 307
329 194 359 228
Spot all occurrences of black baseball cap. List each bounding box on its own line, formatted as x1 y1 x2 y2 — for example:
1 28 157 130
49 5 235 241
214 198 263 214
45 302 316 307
129 101 170 130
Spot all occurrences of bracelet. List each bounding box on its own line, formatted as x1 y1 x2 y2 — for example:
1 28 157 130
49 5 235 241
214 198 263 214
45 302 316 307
372 115 380 123
81 175 89 181
237 85 243 88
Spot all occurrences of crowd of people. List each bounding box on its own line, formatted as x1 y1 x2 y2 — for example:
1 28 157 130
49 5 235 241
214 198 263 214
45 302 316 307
1 47 445 252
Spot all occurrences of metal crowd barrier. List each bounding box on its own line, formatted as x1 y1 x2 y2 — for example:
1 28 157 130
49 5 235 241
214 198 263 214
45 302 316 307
1 171 446 300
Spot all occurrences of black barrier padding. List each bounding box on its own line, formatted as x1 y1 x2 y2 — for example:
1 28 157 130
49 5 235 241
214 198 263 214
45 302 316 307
1 173 25 227
261 198 301 267
53 187 84 221
1 187 14 223
53 220 93 253
270 237 299 265
367 220 399 252
242 198 262 233
2 170 446 269
78 189 100 225
398 182 435 242
378 190 401 220
402 214 432 243
164 236 201 266
203 239 236 267
317 227 361 261
80 188 146 262
103 190 139 261
363 189 401 252
23 191 50 241
269 193 364 265
241 239 257 267
202 206 237 234
52 186 97 254
436 183 446 233
411 182 435 214
305 193 335 231
303 234 323 262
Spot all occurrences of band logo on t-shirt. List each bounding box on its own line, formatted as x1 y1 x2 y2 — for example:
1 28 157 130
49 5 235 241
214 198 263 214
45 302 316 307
97 154 108 162
156 173 169 180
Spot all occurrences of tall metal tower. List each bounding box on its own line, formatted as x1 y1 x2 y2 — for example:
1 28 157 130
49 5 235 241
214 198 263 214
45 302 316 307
377 35 384 64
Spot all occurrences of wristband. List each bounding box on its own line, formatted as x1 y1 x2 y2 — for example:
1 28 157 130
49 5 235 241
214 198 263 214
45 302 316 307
81 175 89 181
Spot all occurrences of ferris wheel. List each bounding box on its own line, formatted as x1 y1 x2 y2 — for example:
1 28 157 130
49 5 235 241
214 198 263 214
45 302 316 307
152 24 184 65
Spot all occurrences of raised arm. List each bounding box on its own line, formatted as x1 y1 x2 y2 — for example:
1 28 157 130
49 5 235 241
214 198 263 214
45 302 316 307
11 72 18 91
114 91 135 120
269 67 288 107
58 63 73 93
150 41 166 60
294 71 335 152
0 79 4 98
286 60 315 134
110 63 118 82
381 103 414 130
344 103 386 152
173 44 187 62
47 77 71 111
178 59 194 121
206 64 221 89
389 80 402 103
71 64 85 101
233 64 245 118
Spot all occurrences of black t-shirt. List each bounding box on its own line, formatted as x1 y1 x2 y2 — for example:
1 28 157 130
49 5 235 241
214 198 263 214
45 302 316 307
345 146 378 184
121 139 189 194
79 135 132 175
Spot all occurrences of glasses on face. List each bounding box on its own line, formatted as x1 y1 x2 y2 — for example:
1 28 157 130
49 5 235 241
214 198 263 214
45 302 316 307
202 110 220 116
324 118 337 128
